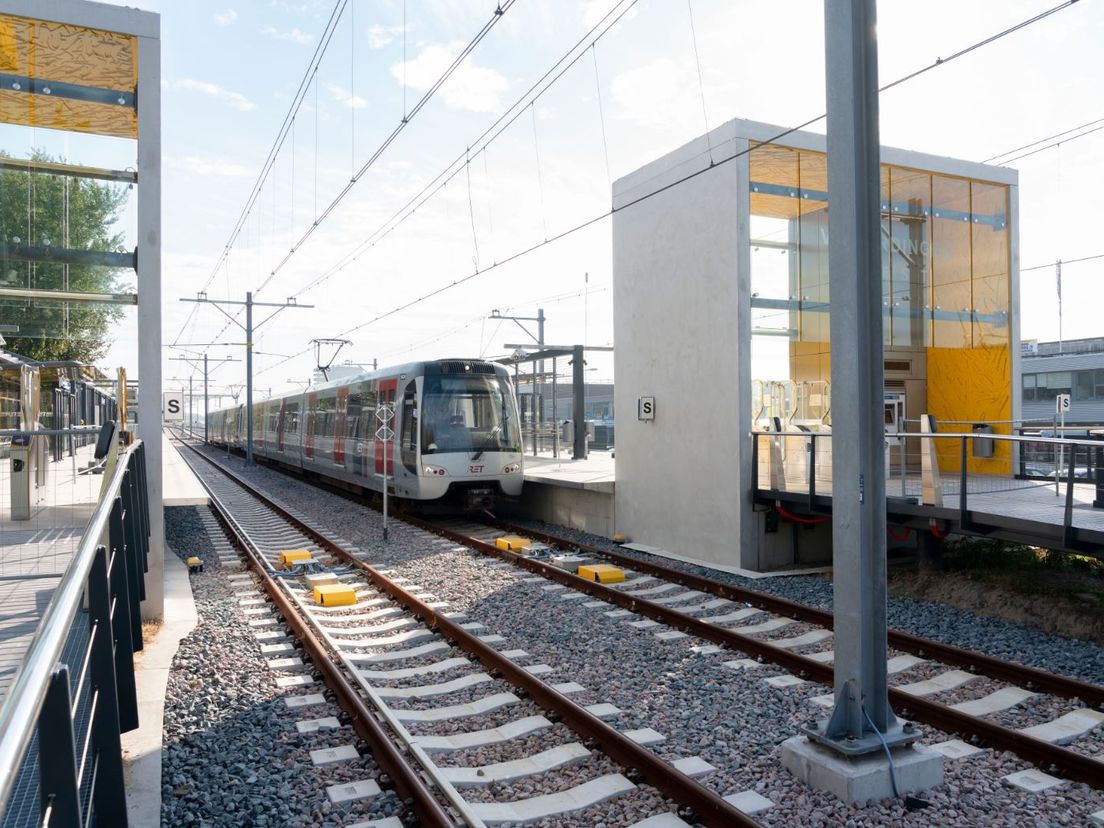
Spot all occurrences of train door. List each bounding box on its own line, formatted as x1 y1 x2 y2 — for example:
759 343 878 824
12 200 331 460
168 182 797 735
277 398 288 452
304 392 317 459
334 386 348 466
375 378 397 476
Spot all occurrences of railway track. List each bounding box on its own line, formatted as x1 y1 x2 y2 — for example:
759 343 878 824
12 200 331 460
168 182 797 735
422 516 1104 788
177 440 761 827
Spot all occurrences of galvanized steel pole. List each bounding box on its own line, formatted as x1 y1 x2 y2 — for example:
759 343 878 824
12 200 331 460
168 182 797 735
817 0 901 751
246 291 254 466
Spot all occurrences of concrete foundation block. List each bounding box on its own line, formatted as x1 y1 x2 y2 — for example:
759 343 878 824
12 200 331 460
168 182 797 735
780 736 943 803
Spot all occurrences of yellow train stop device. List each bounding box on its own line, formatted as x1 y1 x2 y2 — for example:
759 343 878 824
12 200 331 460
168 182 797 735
313 583 356 606
577 564 625 584
279 549 313 569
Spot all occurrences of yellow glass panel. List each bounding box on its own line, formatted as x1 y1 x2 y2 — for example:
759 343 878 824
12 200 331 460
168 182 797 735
930 175 972 349
970 181 1010 348
0 14 137 138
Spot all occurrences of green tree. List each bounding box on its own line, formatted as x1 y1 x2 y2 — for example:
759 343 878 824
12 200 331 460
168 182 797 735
0 150 130 363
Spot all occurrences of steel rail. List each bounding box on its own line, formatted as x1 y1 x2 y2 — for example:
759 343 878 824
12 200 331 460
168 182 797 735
179 439 1104 789
178 441 759 828
190 458 456 828
421 521 1104 788
488 520 1104 710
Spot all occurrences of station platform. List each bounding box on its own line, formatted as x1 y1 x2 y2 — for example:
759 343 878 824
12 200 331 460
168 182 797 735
515 450 616 538
0 443 101 702
162 432 208 506
521 449 616 492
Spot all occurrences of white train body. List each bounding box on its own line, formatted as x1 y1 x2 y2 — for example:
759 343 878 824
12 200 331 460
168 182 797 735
207 359 524 502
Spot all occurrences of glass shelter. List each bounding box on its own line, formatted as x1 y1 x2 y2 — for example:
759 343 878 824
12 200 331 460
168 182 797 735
612 118 1018 571
749 140 1015 474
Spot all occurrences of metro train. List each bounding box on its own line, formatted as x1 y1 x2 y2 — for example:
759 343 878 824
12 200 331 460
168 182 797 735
207 359 524 506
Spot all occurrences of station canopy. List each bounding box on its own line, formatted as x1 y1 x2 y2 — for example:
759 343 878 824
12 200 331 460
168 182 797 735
0 13 137 139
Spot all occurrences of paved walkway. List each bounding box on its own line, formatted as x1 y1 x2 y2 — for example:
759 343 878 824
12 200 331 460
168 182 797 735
522 450 615 493
0 444 100 702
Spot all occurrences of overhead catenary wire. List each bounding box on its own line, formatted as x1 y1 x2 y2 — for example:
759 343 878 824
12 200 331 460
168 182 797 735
169 0 349 347
197 0 518 352
994 124 1104 165
258 0 519 292
982 115 1104 163
292 0 643 299
257 0 1079 377
1021 252 1104 272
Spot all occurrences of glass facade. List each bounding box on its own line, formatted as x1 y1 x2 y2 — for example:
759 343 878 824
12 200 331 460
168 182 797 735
749 142 1013 473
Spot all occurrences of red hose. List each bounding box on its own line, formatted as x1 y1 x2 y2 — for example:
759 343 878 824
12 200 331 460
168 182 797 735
776 504 831 524
929 521 948 540
886 525 911 542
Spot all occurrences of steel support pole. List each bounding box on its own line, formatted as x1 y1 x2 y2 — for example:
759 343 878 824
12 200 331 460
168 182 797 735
813 0 905 754
552 356 558 458
538 308 545 452
245 291 255 466
203 354 209 444
572 345 586 460
135 22 164 619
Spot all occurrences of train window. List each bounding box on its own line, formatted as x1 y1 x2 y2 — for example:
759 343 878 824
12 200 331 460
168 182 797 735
285 402 300 435
421 373 521 455
401 385 418 473
315 395 335 437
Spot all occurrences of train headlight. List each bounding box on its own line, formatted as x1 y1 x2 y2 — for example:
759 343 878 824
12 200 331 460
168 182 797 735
422 464 448 476
502 463 521 474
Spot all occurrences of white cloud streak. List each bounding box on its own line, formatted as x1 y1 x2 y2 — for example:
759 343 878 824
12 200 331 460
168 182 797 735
167 155 253 178
391 41 508 114
214 8 238 26
168 78 256 112
324 82 367 110
367 23 405 49
261 25 313 45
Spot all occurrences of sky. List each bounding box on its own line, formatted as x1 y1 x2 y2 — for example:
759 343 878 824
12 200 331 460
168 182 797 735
3 0 1103 404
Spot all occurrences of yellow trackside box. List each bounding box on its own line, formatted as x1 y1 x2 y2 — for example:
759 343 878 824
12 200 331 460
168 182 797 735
313 583 356 606
578 564 625 584
495 536 531 552
279 549 313 569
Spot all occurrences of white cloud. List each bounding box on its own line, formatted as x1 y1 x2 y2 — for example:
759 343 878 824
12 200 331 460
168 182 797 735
582 0 638 30
610 58 701 130
391 42 508 114
167 155 253 178
367 24 405 49
169 79 256 112
323 82 367 110
214 8 238 26
261 25 313 45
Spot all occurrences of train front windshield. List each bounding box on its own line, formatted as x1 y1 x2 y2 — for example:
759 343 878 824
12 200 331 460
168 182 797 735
421 374 521 455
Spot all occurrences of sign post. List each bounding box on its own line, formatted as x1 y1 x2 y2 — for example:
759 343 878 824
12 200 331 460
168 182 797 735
375 402 395 541
163 392 183 423
1056 393 1071 495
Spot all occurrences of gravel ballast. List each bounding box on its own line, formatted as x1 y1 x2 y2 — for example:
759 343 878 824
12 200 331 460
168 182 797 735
180 449 1104 826
162 506 403 827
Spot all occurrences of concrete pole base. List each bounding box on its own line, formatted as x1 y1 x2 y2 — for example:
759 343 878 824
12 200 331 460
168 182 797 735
780 735 944 804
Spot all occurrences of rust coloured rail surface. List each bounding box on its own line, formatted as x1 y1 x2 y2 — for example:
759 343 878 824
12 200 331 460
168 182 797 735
181 442 760 828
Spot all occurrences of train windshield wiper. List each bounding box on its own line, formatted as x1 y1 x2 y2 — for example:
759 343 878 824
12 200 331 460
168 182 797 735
471 449 484 462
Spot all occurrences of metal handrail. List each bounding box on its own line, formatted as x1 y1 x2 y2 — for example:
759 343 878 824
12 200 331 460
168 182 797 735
0 428 104 437
754 429 1104 450
0 439 144 818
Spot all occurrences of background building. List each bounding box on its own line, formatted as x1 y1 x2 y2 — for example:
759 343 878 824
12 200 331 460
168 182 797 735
1022 337 1104 425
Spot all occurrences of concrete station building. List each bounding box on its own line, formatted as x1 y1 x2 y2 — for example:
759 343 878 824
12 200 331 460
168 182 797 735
613 118 1019 571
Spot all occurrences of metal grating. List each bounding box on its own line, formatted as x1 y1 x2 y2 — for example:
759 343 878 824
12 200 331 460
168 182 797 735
1 614 94 828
